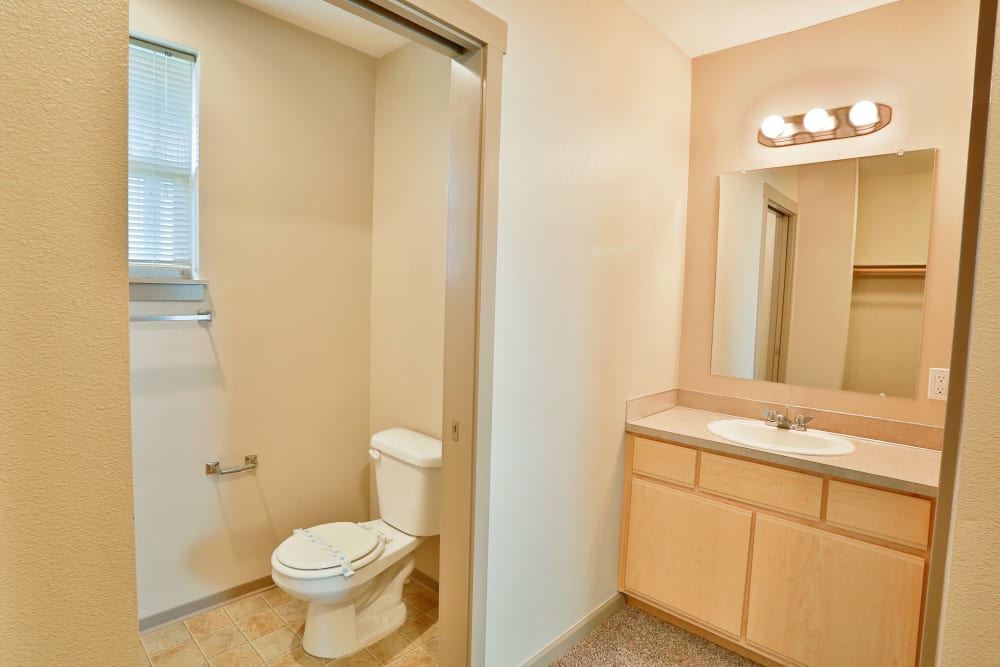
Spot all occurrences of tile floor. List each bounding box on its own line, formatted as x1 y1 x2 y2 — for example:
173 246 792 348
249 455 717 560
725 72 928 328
553 605 761 667
139 579 439 667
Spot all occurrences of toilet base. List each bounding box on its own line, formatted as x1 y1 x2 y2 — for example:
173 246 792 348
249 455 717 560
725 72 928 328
302 555 415 659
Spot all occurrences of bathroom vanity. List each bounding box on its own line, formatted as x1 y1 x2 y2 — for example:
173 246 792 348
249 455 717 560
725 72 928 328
618 407 939 667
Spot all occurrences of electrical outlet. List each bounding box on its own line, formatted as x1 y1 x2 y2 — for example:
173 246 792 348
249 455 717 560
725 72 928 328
928 368 950 400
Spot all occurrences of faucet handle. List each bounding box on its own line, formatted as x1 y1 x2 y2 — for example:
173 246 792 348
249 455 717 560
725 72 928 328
761 408 777 424
792 414 814 431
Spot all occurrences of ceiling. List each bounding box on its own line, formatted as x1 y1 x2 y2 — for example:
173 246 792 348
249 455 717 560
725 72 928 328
233 0 902 61
234 0 408 57
624 0 901 57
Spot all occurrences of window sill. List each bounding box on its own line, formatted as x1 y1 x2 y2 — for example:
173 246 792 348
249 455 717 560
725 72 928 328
129 277 208 302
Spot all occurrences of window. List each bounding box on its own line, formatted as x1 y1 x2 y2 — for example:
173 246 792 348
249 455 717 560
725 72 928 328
128 37 199 279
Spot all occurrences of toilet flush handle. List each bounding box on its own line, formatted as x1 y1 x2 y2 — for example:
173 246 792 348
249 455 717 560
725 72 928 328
368 448 381 461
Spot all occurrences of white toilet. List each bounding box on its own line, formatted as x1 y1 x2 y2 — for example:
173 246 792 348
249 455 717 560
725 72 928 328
270 428 441 660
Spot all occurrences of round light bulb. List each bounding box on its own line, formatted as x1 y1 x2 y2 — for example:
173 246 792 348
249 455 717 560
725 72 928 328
760 115 786 140
803 108 831 133
849 100 879 127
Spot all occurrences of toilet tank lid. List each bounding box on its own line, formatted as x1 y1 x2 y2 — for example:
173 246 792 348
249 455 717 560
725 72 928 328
371 428 441 468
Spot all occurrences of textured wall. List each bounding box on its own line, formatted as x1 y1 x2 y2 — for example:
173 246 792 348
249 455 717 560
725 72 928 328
0 1 139 665
129 0 376 619
480 0 691 664
938 11 1000 662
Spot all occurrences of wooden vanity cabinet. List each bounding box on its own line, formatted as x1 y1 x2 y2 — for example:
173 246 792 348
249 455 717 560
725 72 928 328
623 479 752 637
746 516 924 667
619 434 933 667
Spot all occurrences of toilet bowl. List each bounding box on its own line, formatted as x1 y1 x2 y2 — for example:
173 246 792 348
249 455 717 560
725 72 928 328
270 428 441 660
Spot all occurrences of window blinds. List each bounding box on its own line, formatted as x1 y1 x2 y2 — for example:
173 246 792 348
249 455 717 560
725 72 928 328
128 38 198 277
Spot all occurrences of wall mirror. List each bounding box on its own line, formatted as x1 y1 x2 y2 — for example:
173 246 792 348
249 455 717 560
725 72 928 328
710 149 936 399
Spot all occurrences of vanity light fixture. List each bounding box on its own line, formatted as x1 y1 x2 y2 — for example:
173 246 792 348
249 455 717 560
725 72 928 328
757 101 892 147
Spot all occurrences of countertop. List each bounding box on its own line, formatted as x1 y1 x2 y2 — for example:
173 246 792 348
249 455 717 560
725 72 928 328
627 406 941 497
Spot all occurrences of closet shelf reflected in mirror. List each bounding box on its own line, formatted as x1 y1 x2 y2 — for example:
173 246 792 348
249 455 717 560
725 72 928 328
852 264 927 277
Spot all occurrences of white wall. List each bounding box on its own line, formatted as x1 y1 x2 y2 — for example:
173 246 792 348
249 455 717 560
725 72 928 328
477 0 691 664
130 0 376 619
712 166 798 379
370 42 452 582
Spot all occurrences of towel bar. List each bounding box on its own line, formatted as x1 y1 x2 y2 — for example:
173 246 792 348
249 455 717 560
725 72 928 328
205 455 258 476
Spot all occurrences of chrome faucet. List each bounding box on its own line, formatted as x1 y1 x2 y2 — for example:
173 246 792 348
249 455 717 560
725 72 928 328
791 414 814 431
761 408 813 431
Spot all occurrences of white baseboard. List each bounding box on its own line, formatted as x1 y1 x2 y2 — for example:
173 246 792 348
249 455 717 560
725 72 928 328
520 593 625 667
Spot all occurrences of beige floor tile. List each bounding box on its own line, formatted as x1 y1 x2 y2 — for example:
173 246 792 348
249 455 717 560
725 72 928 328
422 609 437 623
273 599 308 626
397 616 437 647
143 623 193 656
385 648 434 667
198 625 248 658
366 633 413 665
266 646 324 666
326 651 379 666
252 627 301 662
210 643 264 667
187 608 235 637
150 640 208 667
238 609 287 641
418 639 436 663
400 591 436 614
402 603 422 622
226 595 270 621
287 617 306 638
260 587 294 609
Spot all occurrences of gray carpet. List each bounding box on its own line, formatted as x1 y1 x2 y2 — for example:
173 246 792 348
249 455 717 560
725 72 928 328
552 606 762 667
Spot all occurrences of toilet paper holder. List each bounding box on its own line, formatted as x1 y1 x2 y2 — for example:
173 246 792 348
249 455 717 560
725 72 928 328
205 455 258 476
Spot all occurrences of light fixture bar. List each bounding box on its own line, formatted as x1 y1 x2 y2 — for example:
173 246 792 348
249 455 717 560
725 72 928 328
757 102 892 148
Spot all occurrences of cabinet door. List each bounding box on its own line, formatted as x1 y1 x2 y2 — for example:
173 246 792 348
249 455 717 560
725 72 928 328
624 479 752 637
747 515 924 667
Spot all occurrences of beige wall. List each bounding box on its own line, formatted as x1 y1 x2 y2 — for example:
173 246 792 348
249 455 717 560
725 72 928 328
681 0 978 428
370 42 452 582
783 159 858 390
478 0 691 664
842 152 934 397
130 0 376 619
0 2 139 665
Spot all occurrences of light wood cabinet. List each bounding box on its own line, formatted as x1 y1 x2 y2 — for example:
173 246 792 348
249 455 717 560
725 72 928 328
747 516 924 667
620 434 934 667
700 452 823 520
623 479 752 637
632 437 697 487
826 479 932 549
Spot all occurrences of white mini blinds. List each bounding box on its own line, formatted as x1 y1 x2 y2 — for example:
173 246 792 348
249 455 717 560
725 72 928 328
128 37 199 278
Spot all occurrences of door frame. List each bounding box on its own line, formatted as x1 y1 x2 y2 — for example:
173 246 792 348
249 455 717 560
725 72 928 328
321 2 506 665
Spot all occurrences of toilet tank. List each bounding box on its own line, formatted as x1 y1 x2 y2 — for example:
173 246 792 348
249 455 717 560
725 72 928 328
370 428 442 536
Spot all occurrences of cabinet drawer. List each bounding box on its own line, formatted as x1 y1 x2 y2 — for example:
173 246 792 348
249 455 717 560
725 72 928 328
826 480 932 549
700 453 823 520
632 437 697 487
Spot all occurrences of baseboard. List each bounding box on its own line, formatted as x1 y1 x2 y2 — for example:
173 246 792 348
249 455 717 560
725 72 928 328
410 568 440 593
138 575 274 633
520 593 625 667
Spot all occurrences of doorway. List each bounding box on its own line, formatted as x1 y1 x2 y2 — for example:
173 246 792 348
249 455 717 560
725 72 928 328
126 1 504 665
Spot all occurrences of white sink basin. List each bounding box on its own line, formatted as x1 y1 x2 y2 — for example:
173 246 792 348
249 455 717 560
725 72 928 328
707 419 856 456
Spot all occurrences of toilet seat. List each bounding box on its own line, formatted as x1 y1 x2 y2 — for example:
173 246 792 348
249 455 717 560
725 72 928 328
275 522 386 575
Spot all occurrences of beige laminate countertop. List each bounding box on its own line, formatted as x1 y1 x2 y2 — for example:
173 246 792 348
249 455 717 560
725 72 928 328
627 406 941 497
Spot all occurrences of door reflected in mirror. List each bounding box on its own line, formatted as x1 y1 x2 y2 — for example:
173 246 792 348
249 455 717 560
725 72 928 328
711 149 936 399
